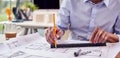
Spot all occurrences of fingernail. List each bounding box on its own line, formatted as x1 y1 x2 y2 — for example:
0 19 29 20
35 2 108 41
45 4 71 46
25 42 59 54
56 35 59 38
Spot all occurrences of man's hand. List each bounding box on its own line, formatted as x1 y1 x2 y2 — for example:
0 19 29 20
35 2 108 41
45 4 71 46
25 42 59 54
45 27 63 44
90 27 119 43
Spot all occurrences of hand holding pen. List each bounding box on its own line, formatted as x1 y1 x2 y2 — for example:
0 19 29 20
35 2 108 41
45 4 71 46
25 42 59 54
45 27 63 44
45 14 63 45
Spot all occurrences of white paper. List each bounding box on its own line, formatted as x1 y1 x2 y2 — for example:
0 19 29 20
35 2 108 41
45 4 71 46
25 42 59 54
17 32 41 45
0 43 10 54
106 43 120 58
0 33 114 58
19 39 109 58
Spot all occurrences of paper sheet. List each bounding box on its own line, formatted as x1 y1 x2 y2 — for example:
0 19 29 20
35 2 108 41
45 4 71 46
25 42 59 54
19 39 109 58
106 43 120 58
0 33 111 58
3 33 43 49
0 43 10 54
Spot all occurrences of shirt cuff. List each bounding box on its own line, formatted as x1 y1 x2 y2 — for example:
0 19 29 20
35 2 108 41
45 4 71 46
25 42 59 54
116 34 120 42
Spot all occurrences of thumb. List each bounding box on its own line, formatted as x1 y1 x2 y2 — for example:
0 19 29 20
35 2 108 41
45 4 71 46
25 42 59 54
56 28 63 39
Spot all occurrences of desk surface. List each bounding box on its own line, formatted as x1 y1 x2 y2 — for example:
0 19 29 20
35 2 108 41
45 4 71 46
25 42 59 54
0 33 120 58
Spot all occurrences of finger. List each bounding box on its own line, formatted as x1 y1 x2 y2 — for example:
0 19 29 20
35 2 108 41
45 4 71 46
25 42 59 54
102 32 119 43
50 28 56 40
45 28 50 42
95 29 104 43
103 36 108 43
101 31 108 43
90 27 99 43
48 32 55 44
56 29 63 38
102 32 117 43
94 32 99 43
107 38 116 43
50 32 54 40
47 38 54 44
107 37 116 43
110 33 119 42
94 28 102 43
52 27 58 40
98 31 106 43
47 27 52 37
47 27 54 44
46 33 54 44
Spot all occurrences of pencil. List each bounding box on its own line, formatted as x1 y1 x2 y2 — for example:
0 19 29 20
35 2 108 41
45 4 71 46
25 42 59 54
53 14 57 48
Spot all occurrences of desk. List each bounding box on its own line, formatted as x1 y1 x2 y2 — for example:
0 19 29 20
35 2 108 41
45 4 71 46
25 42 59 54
0 21 53 35
0 33 120 58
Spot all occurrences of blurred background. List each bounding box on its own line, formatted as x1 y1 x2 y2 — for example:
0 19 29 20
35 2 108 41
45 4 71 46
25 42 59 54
0 0 34 33
0 0 67 39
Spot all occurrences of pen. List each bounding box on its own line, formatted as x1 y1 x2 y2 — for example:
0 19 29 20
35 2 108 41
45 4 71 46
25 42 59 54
53 14 57 48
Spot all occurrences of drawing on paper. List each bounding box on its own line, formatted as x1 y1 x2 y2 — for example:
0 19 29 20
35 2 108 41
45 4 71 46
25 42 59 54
24 55 51 58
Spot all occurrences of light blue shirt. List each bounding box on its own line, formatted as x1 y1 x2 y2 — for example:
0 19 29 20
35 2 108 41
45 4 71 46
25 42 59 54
57 0 120 41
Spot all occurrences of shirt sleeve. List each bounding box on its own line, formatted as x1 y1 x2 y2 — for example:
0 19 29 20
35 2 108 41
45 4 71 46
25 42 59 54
57 0 71 32
114 12 120 42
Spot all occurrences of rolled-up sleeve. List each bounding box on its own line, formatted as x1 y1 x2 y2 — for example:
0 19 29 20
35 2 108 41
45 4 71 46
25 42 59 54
57 0 71 32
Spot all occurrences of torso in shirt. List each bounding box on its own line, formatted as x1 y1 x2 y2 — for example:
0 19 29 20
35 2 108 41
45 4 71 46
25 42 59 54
59 0 120 40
